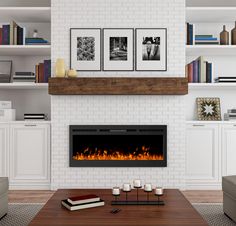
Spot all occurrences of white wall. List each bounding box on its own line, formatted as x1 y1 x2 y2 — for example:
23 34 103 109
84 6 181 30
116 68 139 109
51 0 186 190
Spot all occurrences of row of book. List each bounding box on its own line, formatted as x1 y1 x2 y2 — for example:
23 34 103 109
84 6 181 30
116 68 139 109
224 109 236 121
186 23 219 45
215 77 236 83
61 194 105 211
24 113 48 121
0 21 49 45
186 56 212 83
13 60 51 83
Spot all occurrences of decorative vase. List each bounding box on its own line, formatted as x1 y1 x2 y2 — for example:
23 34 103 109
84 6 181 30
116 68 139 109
55 58 66 77
220 25 229 45
67 69 77 78
231 21 236 45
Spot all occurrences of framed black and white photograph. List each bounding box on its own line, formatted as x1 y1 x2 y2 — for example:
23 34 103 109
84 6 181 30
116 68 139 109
103 28 134 71
70 28 101 71
135 28 167 71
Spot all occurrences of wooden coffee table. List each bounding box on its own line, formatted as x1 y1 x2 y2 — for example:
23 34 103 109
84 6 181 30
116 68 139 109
30 189 208 226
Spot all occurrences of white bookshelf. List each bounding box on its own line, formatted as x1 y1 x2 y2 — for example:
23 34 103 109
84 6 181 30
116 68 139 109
0 45 51 56
186 7 236 23
186 45 236 56
0 0 51 120
0 7 51 23
189 83 236 90
0 83 48 89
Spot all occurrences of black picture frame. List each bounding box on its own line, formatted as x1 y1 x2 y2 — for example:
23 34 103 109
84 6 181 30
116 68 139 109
103 28 134 71
135 28 167 71
70 28 102 71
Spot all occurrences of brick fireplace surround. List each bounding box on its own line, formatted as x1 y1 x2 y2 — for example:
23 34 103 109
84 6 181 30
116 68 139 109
51 0 186 190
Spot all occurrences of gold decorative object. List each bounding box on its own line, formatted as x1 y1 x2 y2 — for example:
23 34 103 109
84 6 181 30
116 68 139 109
55 58 66 77
67 69 77 78
220 25 229 45
196 97 221 121
231 21 236 45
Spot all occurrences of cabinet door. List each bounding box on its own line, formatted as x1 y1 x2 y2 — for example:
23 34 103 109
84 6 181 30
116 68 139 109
0 124 9 177
9 123 50 188
222 124 236 176
186 123 220 189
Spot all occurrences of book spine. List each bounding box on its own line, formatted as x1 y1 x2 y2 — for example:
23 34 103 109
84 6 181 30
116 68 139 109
0 28 2 45
209 63 212 83
2 25 10 45
187 23 190 45
23 27 26 45
193 60 198 83
44 60 51 83
189 24 193 45
39 63 44 83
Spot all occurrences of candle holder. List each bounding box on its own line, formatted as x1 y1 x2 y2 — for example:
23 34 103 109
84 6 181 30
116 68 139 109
144 190 152 202
154 193 164 205
113 194 120 202
134 186 142 201
123 190 131 202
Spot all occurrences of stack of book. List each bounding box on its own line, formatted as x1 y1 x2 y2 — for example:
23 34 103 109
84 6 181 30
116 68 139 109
215 77 236 83
24 113 48 121
25 38 49 45
195 35 219 45
35 60 51 83
186 56 213 83
13 72 35 83
61 194 105 211
0 21 26 45
186 23 195 45
224 109 236 121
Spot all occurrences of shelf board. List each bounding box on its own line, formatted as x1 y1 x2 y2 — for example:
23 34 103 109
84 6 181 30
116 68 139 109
186 120 236 124
189 83 236 89
0 7 51 23
0 83 48 90
0 45 51 56
186 45 236 56
49 77 188 95
186 7 236 23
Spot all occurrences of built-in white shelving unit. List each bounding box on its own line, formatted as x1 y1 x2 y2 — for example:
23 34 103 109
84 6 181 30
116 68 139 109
0 0 51 120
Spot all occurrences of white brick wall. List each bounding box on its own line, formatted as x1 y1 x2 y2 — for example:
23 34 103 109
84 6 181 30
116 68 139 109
51 0 186 190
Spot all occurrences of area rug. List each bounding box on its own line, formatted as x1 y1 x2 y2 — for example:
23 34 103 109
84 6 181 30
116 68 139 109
193 203 236 226
0 203 236 226
0 203 43 226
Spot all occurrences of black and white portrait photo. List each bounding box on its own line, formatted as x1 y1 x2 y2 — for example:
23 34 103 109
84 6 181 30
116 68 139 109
142 37 160 61
77 37 95 61
70 28 101 71
136 28 167 71
103 29 134 71
110 37 127 61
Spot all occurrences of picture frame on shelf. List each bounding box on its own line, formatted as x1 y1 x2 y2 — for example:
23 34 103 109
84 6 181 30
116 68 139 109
0 60 13 83
103 28 134 71
135 28 167 71
196 97 221 121
70 28 101 71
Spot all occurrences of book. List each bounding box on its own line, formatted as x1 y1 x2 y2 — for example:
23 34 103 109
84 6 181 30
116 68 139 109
193 60 198 83
61 199 105 211
44 60 51 83
2 25 10 45
68 194 100 205
10 21 18 45
0 28 2 45
15 72 35 76
17 26 24 45
39 63 44 83
195 37 218 41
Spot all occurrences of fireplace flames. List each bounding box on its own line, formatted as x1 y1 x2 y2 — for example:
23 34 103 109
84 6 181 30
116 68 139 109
73 146 164 161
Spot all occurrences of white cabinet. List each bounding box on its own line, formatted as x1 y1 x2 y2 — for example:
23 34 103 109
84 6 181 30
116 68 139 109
0 124 9 177
186 123 221 189
9 123 50 189
221 124 236 176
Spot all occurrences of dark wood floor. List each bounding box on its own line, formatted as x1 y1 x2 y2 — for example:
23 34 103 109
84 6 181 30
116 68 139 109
8 190 223 203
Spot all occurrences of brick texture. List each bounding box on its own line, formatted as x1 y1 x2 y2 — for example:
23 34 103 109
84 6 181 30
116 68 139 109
51 0 186 190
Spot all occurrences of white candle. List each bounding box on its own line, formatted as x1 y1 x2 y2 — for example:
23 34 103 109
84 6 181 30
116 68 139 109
123 183 131 192
144 183 152 192
133 179 141 187
112 187 120 196
155 187 163 195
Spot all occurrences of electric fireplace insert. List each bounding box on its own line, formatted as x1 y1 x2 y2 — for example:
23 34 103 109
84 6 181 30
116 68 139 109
69 125 167 167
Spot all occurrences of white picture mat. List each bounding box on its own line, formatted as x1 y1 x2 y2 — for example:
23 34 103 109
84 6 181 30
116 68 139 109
136 29 167 71
71 29 101 71
103 29 134 71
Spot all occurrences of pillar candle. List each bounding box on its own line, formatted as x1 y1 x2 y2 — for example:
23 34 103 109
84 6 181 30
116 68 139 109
123 183 131 192
133 179 141 187
144 183 152 192
112 187 120 195
155 187 163 195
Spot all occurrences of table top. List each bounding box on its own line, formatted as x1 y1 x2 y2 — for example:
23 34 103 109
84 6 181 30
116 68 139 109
29 189 208 226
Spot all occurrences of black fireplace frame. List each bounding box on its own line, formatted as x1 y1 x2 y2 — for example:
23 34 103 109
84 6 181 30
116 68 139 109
69 125 167 167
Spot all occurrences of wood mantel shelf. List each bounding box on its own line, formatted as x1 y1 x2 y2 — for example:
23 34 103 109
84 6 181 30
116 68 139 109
48 77 188 95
